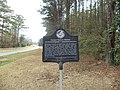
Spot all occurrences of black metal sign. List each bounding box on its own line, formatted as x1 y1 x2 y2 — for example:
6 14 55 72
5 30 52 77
42 29 79 63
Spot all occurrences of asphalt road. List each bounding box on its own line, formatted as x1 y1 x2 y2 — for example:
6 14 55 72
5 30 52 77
0 46 41 57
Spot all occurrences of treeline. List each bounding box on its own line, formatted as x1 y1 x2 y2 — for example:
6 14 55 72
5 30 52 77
0 0 32 48
39 0 120 65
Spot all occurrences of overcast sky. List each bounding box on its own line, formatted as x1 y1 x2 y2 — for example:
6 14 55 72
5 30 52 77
7 0 47 42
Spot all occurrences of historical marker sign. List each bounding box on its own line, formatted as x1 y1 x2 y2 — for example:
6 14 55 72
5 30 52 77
42 29 79 63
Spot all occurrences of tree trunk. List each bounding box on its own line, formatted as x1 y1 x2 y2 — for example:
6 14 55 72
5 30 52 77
106 0 116 63
57 0 63 28
65 0 70 31
1 19 4 48
74 0 77 34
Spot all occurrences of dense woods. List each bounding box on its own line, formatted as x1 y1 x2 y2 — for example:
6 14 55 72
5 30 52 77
0 0 32 48
39 0 120 65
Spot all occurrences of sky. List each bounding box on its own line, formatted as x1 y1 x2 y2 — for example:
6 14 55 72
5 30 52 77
7 0 47 42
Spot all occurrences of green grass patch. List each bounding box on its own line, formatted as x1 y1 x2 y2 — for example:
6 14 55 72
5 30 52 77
0 59 16 66
0 49 41 67
0 46 34 53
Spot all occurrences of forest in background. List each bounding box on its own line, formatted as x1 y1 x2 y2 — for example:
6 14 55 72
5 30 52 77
38 0 120 65
0 0 33 48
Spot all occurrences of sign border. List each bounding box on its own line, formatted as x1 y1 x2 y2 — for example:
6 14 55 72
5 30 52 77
42 29 79 63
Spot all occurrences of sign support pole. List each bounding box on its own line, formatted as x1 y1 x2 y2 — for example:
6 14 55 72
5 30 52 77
43 29 79 90
59 62 63 90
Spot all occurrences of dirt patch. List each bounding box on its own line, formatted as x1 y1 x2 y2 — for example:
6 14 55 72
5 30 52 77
0 49 120 90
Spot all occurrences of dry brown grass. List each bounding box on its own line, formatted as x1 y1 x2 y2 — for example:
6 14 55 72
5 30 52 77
0 49 120 90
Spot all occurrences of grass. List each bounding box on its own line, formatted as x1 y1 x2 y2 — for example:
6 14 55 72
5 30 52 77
0 48 120 90
0 59 16 66
0 49 41 67
0 46 34 53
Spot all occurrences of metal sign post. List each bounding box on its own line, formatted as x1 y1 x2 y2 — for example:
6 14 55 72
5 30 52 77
59 62 63 90
60 70 62 90
42 29 79 90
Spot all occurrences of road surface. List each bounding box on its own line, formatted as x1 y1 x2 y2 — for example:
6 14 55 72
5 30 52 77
0 46 41 57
